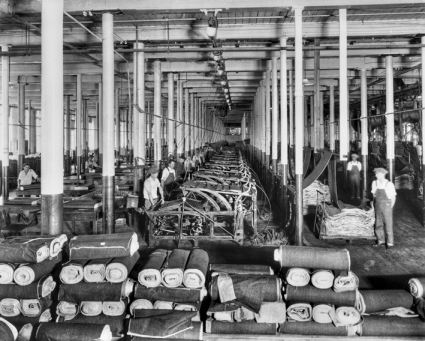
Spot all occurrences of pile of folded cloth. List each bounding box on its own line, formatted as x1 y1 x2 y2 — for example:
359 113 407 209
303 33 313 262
303 180 331 215
56 232 140 339
320 202 375 238
128 248 208 340
205 263 284 336
395 173 415 190
0 235 67 335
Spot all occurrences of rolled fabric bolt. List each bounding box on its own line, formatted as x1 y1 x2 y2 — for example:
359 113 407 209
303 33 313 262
285 284 357 307
102 300 127 317
20 298 52 318
212 311 234 322
18 323 33 341
130 299 154 316
287 303 313 322
2 309 51 327
361 316 425 337
134 284 207 303
8 235 66 259
330 306 362 327
59 260 87 284
286 268 310 287
0 317 18 341
234 306 255 322
138 249 168 288
274 245 350 272
57 301 79 320
174 302 200 311
311 270 335 289
35 322 112 341
0 264 16 285
14 253 63 286
312 304 334 324
205 319 277 335
210 264 274 275
357 290 414 314
254 302 286 324
183 249 209 289
409 278 425 299
83 258 111 283
161 249 190 288
153 301 173 310
106 251 140 283
279 321 355 336
334 271 359 293
0 299 21 317
57 314 126 338
0 238 50 263
69 232 139 260
0 275 56 300
80 302 102 317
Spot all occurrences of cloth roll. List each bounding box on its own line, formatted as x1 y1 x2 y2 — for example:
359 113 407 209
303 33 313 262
409 278 425 299
102 300 127 316
80 301 102 317
130 322 203 340
0 276 55 300
106 251 140 283
361 316 425 337
312 304 334 324
57 301 79 320
57 313 127 338
205 319 277 335
0 264 16 285
254 301 286 323
3 309 51 326
153 301 173 310
134 284 206 303
14 253 63 286
4 235 66 260
274 245 350 272
161 249 191 288
331 306 361 326
69 232 139 260
0 317 18 341
35 322 112 341
0 238 50 264
20 298 52 318
183 249 209 289
286 268 310 287
286 284 357 307
311 270 335 289
174 302 201 312
138 249 168 288
333 271 359 293
130 299 154 316
358 290 414 313
287 303 313 322
0 299 21 317
59 260 87 284
279 321 352 336
83 258 111 283
210 264 274 275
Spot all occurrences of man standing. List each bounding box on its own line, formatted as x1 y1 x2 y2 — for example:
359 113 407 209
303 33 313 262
371 168 397 249
347 153 361 199
143 166 164 209
18 163 39 187
161 160 176 200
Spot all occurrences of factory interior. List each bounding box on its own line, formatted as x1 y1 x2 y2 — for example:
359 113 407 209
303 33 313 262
1 0 425 340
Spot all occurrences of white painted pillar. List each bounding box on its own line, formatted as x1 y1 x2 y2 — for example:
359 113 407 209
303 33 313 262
18 83 25 171
41 0 63 235
361 68 368 198
184 88 189 154
265 61 271 166
386 55 395 182
289 70 294 146
76 74 82 177
115 89 120 158
176 79 184 156
98 82 103 166
168 73 175 156
339 9 348 162
1 45 9 202
280 37 288 184
421 36 425 225
271 56 278 173
154 60 162 165
329 84 335 152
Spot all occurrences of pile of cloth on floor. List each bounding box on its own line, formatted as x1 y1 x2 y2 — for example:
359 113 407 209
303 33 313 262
56 232 140 340
204 263 284 336
129 248 208 340
395 173 415 190
320 201 375 238
303 180 331 215
0 235 67 341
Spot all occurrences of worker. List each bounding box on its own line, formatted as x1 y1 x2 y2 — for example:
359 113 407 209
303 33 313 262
85 155 99 172
143 166 164 209
371 168 397 249
18 163 39 187
347 153 361 199
161 160 176 199
175 155 186 181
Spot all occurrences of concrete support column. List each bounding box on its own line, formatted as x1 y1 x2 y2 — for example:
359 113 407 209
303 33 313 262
98 82 103 167
41 0 63 235
76 74 82 177
134 42 145 193
319 91 324 149
260 80 266 165
138 46 146 165
168 73 175 157
94 109 99 153
176 79 183 156
154 60 162 166
329 85 335 152
294 7 304 246
115 89 120 160
184 88 190 154
1 45 10 203
314 39 321 153
360 69 368 199
18 83 25 172
82 99 88 166
64 95 71 176
280 37 288 186
102 12 116 234
190 93 194 154
386 55 395 183
421 36 425 226
289 71 294 147
11 107 18 155
306 96 311 147
265 62 271 167
339 9 349 166
241 114 246 140
29 101 36 155
271 57 278 174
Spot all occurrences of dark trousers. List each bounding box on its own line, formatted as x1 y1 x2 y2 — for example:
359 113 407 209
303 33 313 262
348 173 361 198
375 201 394 244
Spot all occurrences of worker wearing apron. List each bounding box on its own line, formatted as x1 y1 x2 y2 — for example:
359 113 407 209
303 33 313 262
143 166 164 210
371 168 397 249
161 160 176 200
347 153 361 199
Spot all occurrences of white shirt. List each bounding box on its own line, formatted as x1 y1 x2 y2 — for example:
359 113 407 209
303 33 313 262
347 160 362 171
371 180 397 199
161 167 176 182
143 176 161 200
18 169 38 186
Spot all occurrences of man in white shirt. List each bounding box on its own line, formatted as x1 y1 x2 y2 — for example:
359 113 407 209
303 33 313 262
371 168 397 249
347 153 361 199
143 166 164 209
161 160 176 199
18 164 39 187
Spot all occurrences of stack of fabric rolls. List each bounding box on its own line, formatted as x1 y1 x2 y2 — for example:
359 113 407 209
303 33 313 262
0 235 67 331
128 248 208 340
303 180 331 215
56 232 139 339
205 263 285 336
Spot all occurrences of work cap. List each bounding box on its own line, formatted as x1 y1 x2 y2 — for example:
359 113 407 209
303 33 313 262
373 167 388 174
351 153 359 159
148 166 159 174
